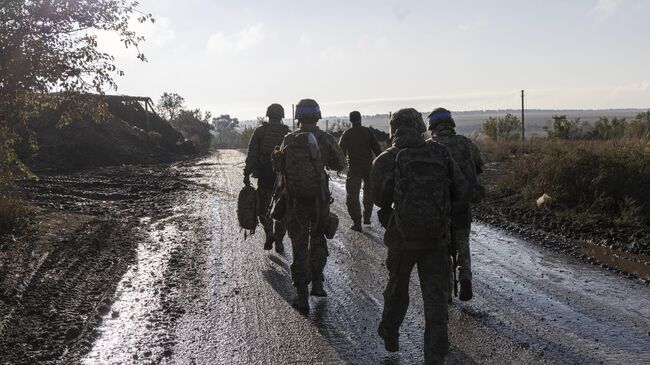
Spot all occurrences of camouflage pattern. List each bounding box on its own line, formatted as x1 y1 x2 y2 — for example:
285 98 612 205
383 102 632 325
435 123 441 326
430 123 484 282
380 248 450 364
282 123 345 287
244 118 290 244
371 108 468 363
339 123 381 225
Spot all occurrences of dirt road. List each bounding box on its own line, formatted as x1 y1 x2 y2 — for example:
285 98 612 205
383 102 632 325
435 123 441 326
3 150 649 364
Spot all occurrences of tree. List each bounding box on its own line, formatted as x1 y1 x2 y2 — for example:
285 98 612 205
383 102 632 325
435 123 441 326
594 117 627 140
157 92 186 121
627 111 650 139
544 115 584 139
1 0 152 186
481 113 521 141
212 114 241 148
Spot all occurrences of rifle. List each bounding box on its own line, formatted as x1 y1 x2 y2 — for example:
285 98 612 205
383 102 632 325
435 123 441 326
450 228 459 297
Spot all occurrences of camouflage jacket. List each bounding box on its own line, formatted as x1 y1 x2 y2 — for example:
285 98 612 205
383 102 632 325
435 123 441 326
429 129 484 186
245 120 290 188
371 128 469 250
339 125 382 174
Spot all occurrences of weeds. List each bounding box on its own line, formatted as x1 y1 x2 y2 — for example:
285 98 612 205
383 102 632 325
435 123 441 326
477 139 650 227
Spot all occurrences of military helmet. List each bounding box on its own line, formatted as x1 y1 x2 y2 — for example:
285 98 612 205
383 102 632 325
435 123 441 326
266 103 285 119
295 99 322 122
427 107 456 129
389 108 427 135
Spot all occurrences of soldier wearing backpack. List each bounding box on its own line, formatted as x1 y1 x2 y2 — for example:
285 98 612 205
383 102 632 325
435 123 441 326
244 103 290 253
339 111 382 232
371 108 469 365
273 99 346 312
428 107 485 302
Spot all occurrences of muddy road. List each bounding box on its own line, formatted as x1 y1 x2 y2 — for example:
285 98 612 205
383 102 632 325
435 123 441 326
2 150 649 364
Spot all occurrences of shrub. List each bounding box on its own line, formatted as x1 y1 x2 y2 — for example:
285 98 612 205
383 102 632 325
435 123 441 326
504 140 650 226
482 113 521 141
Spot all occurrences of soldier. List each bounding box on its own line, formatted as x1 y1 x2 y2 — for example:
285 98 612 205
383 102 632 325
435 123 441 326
275 99 346 312
427 107 485 301
339 111 382 232
372 108 468 364
244 103 290 253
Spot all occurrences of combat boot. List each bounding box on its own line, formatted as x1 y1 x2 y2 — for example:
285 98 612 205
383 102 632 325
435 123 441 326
310 281 327 297
274 238 284 254
459 279 473 301
377 325 399 352
263 235 274 250
292 284 309 312
350 223 363 232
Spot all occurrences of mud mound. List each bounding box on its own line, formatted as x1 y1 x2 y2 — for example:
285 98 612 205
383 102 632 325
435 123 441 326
22 96 195 171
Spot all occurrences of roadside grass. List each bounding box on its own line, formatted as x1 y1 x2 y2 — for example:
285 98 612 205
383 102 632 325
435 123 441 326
0 195 32 235
477 139 650 227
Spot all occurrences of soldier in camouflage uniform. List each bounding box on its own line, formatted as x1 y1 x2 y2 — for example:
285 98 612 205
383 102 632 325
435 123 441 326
372 108 468 365
278 99 346 311
339 111 382 232
244 103 290 253
428 107 485 301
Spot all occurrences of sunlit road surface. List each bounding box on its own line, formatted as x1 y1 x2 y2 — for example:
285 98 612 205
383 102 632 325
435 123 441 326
83 150 650 364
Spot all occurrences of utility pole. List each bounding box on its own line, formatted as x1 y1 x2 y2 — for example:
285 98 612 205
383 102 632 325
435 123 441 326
292 104 295 131
521 90 525 140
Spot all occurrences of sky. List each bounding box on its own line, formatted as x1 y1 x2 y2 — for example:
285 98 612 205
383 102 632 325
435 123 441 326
98 0 650 119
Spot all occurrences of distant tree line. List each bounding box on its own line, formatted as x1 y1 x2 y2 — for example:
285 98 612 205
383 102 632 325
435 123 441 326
481 111 650 141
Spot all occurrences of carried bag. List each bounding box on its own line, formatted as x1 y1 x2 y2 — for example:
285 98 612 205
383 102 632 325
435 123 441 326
324 212 339 239
392 145 452 242
237 184 258 236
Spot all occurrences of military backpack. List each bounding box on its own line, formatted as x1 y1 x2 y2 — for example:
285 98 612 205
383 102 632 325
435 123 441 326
390 144 452 242
273 131 328 199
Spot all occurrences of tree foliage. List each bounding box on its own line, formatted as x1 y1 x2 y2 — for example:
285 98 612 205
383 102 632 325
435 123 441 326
156 92 185 121
543 115 586 140
212 114 241 148
481 113 521 141
1 0 152 189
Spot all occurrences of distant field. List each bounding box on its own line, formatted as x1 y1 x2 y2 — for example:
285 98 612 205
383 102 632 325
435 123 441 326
242 109 648 138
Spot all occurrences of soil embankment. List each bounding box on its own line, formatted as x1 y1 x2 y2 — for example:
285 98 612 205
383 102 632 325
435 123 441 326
474 162 650 282
22 97 195 171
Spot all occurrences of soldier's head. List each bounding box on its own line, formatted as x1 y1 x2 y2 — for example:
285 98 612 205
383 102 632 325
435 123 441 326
389 108 427 137
295 99 321 125
427 107 456 134
266 103 285 121
349 111 361 127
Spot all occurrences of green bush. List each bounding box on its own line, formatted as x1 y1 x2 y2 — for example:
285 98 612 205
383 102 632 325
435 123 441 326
482 113 522 141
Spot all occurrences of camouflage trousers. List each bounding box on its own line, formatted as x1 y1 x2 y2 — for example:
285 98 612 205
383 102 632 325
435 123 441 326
453 227 472 281
257 187 286 242
379 248 450 364
345 171 373 224
286 198 330 286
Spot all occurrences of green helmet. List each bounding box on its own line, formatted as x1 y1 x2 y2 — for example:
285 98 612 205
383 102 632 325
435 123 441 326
389 108 426 135
295 99 321 122
266 103 285 119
